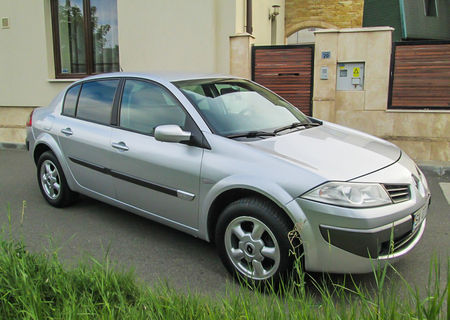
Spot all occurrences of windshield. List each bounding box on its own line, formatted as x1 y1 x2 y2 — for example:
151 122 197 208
173 79 310 137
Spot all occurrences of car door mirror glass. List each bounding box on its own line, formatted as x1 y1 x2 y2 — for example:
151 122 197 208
154 125 191 143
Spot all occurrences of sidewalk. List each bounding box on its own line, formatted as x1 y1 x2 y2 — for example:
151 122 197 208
417 161 449 176
0 142 26 150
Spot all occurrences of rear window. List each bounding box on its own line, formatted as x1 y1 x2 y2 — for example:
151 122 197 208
76 80 119 125
62 85 80 117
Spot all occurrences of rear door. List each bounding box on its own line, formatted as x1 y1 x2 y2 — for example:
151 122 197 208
56 79 120 197
109 79 203 228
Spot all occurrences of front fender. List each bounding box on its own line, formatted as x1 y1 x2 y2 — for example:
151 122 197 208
198 174 308 241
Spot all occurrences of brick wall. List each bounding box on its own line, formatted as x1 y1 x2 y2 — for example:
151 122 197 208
286 0 364 36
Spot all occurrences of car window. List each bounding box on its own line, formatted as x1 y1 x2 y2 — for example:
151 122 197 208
176 79 308 136
62 84 81 117
76 79 119 125
119 79 187 135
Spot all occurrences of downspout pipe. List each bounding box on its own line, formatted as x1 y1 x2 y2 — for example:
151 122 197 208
399 0 408 39
246 0 253 34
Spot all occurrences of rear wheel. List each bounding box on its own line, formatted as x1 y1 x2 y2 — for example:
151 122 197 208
37 151 77 207
215 197 294 287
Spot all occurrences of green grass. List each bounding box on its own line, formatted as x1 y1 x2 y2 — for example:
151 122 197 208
0 203 448 319
0 236 447 320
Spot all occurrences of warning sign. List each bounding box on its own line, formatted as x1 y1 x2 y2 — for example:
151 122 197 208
353 67 360 78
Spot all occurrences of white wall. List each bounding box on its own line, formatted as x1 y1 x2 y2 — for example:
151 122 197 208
0 0 277 109
252 0 285 45
232 0 285 45
0 0 68 107
214 0 236 74
0 0 238 108
117 0 235 74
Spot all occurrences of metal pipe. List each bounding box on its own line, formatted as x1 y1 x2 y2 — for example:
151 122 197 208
246 0 252 34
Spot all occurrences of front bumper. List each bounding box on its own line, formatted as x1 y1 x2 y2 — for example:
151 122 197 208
286 153 430 274
290 196 429 273
319 206 427 259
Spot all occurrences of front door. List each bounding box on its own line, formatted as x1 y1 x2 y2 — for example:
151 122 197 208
109 79 203 228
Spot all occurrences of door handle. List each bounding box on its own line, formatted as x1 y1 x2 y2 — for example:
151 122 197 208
111 141 129 151
61 128 73 136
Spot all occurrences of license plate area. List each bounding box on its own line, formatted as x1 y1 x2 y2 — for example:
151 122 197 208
412 203 428 233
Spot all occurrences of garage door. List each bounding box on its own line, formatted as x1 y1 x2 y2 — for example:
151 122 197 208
252 45 314 116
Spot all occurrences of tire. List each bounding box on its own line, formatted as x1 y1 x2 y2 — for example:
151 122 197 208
37 151 77 207
215 197 294 288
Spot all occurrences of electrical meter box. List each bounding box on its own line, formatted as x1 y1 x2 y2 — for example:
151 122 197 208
336 62 365 91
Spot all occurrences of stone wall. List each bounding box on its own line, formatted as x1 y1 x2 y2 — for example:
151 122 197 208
285 0 364 36
0 107 34 145
313 27 449 162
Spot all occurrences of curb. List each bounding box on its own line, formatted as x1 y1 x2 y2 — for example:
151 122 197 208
418 161 449 177
0 142 26 150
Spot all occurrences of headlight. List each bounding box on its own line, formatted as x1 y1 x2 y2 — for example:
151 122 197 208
415 165 429 196
301 182 392 208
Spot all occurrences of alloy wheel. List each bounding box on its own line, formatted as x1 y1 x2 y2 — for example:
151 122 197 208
224 216 280 280
40 159 61 200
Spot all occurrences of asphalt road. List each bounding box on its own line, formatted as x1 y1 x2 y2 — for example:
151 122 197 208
0 149 448 296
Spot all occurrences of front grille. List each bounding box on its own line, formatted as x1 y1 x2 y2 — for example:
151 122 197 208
379 218 424 257
383 184 411 203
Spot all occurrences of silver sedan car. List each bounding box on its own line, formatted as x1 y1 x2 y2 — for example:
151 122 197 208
26 73 430 285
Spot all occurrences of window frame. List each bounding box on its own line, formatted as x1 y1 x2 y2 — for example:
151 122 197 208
76 79 121 125
50 0 119 79
174 78 310 136
61 78 122 126
60 76 211 149
62 84 82 117
116 78 196 137
424 0 438 17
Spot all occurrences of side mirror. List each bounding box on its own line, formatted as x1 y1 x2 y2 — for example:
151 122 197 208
154 125 191 143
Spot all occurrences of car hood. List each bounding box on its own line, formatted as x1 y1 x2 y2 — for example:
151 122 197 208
244 123 401 181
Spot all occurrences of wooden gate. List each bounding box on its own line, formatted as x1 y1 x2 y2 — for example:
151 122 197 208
389 41 450 110
252 45 314 116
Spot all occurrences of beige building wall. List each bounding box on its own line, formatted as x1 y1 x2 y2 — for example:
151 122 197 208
234 0 285 45
0 0 68 144
0 1 70 107
252 0 285 45
229 0 285 79
230 34 254 79
285 0 363 37
117 0 236 74
313 27 449 162
0 0 279 145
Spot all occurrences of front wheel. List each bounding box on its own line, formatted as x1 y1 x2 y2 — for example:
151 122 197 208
37 151 77 207
215 197 294 287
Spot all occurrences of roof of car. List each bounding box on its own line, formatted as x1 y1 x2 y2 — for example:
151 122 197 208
81 72 241 83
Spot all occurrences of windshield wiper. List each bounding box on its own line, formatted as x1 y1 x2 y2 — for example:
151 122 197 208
273 121 320 134
226 131 276 139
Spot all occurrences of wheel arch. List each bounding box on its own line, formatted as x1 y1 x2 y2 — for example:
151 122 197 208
33 143 52 164
32 133 77 192
206 187 296 244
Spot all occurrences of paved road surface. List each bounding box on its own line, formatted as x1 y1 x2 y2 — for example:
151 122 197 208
0 149 448 295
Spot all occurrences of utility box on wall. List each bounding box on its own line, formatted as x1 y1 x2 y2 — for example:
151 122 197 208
336 62 365 91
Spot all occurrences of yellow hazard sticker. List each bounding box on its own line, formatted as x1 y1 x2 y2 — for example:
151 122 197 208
353 67 360 78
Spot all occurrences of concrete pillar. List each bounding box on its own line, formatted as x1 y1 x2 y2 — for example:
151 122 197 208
229 33 255 79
